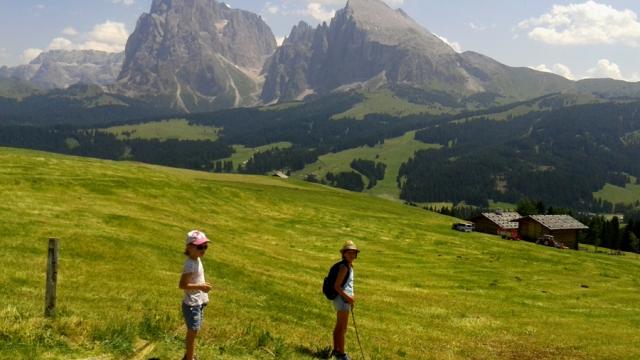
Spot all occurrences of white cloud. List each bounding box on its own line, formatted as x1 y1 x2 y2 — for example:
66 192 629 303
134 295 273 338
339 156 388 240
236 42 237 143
585 59 624 80
276 36 285 46
434 34 462 53
306 3 335 22
534 59 640 81
112 0 135 5
532 63 575 80
20 48 43 64
518 1 640 46
37 21 130 54
292 0 404 7
81 21 129 52
62 27 79 36
267 5 279 14
48 37 75 50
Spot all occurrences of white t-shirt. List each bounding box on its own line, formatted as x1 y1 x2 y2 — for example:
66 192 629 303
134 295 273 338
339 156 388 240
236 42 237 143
182 257 209 306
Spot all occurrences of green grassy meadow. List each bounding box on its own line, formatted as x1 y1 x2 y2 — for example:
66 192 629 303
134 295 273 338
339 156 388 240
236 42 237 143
594 182 640 206
293 131 441 200
330 91 448 120
220 142 293 168
1 147 640 359
101 119 221 141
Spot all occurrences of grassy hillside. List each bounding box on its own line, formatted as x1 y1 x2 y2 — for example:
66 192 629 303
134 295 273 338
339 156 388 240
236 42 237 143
292 131 441 200
331 90 448 120
0 78 40 100
102 118 221 142
594 181 640 206
220 142 293 169
1 147 639 359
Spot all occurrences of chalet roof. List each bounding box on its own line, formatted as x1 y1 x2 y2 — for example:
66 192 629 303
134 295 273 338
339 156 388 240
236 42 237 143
520 215 588 230
476 211 521 229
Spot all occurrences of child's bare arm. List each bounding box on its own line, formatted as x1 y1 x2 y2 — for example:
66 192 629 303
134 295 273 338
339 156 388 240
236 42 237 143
179 272 212 292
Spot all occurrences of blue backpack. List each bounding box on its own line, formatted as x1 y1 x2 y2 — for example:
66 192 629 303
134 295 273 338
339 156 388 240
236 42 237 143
322 260 351 300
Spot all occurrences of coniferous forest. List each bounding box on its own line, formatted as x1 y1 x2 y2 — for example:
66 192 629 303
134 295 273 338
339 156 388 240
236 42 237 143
399 102 640 210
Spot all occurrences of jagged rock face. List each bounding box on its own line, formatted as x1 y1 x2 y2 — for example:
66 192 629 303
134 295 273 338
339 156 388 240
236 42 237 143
262 0 466 102
261 21 325 102
0 50 124 90
263 0 571 103
117 0 277 112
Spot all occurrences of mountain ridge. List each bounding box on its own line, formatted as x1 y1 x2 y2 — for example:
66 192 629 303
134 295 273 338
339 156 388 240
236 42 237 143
0 50 124 90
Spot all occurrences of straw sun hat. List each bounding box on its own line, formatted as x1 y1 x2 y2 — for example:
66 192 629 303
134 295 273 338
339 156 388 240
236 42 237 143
340 240 360 253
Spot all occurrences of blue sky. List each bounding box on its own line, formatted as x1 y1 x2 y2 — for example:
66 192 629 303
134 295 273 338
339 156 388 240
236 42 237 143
1 0 640 81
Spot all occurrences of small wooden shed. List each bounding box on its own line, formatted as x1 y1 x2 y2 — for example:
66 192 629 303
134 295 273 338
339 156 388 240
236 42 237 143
516 215 588 250
471 211 521 237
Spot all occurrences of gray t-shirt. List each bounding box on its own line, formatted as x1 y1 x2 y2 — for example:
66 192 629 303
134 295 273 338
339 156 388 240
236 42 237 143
182 258 209 306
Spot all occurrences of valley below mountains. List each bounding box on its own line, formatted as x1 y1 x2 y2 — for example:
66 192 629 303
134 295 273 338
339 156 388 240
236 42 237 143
1 0 640 216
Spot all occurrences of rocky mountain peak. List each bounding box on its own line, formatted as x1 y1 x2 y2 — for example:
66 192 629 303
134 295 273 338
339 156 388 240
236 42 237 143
340 0 454 55
117 0 277 112
286 21 315 44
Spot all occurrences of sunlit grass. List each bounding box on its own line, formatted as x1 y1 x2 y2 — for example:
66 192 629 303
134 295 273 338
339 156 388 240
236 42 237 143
331 90 447 120
101 118 220 141
219 142 293 169
0 147 639 359
594 182 640 206
293 131 440 199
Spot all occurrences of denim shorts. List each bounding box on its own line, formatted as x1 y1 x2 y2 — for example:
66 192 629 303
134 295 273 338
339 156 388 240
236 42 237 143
333 296 352 312
182 302 207 331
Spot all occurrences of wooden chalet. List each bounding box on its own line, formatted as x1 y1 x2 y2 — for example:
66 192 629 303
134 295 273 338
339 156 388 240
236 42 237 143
471 211 521 238
516 215 588 250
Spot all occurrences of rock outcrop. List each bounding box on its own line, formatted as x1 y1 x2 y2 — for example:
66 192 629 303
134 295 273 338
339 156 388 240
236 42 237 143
262 0 572 103
116 0 277 112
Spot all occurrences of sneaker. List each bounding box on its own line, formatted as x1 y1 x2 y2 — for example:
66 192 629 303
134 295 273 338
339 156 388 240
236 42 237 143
334 353 351 360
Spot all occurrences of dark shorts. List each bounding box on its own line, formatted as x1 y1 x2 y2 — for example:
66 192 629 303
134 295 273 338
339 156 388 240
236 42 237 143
182 302 207 331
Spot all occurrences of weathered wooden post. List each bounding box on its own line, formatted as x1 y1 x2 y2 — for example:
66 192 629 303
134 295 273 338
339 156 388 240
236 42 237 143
44 238 59 318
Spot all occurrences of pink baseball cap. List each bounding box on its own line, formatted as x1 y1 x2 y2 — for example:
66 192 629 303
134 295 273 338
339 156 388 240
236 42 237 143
185 230 210 246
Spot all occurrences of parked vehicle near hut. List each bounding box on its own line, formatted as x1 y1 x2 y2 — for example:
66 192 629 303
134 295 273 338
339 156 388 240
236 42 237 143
452 223 474 232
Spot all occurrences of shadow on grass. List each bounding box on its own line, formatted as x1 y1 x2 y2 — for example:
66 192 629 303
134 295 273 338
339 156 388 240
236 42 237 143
295 345 332 359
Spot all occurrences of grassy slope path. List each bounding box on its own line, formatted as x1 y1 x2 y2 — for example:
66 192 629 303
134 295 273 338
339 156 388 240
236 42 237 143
1 147 639 359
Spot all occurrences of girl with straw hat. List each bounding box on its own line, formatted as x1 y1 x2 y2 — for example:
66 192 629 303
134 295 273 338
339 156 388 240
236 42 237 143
331 240 360 360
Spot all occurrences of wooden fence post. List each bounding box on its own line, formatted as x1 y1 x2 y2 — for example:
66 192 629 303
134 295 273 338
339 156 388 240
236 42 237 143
45 238 59 318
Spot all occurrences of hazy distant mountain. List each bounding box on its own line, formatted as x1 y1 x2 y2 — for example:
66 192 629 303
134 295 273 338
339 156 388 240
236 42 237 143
0 83 164 126
0 50 124 90
262 0 597 104
116 0 277 113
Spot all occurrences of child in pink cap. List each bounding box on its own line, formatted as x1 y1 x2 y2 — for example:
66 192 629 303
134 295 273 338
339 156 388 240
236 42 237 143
179 230 212 360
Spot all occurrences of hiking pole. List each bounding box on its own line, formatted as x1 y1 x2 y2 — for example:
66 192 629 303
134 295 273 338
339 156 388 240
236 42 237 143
351 308 367 360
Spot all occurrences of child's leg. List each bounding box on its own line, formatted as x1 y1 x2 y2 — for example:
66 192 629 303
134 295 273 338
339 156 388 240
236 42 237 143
333 310 349 354
185 329 198 360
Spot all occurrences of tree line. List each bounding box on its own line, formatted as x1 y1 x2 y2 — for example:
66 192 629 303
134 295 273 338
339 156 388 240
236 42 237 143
399 102 640 212
0 125 232 171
